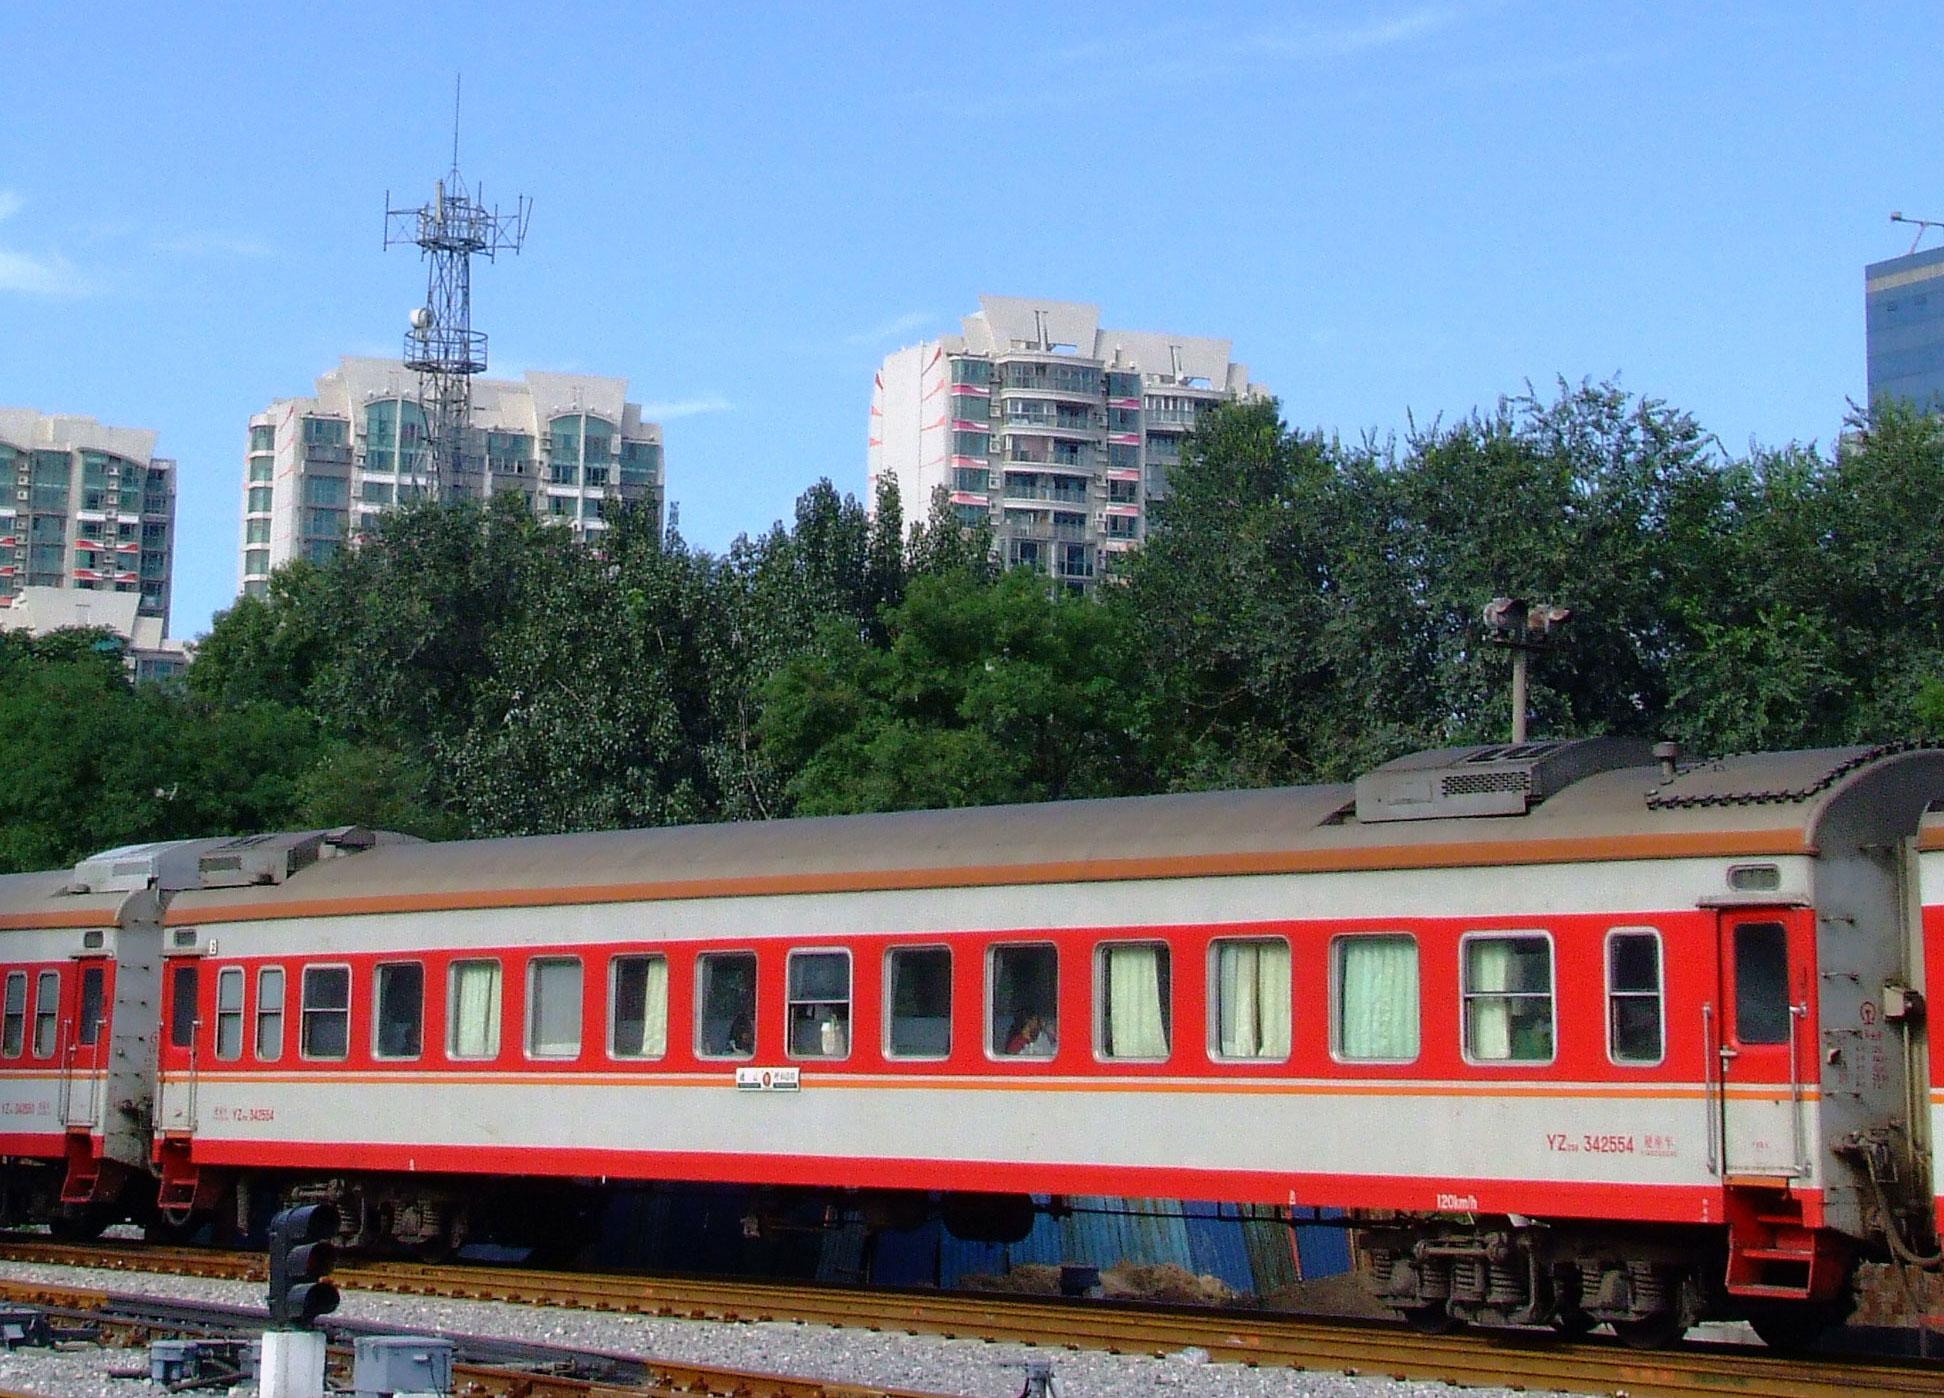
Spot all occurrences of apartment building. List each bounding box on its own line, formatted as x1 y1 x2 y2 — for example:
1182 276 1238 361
241 357 665 596
0 409 176 629
868 297 1264 591
1866 244 1944 409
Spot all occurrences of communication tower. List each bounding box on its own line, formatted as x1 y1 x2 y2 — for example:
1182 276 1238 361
384 82 531 496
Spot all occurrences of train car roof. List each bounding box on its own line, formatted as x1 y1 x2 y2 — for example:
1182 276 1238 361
161 742 1944 925
0 868 126 931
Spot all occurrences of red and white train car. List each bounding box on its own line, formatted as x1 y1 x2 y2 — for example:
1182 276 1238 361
4 738 1941 1347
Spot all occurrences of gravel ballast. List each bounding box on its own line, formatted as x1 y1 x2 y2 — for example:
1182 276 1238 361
0 1258 1565 1398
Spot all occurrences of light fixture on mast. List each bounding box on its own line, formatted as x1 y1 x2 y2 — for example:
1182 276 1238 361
1483 597 1573 744
1891 211 1944 255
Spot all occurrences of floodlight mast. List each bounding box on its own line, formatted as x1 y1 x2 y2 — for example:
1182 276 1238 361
1891 211 1944 256
382 80 531 499
1482 597 1573 743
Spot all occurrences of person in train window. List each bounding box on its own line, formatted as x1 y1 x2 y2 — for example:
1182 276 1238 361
726 1010 755 1056
1004 1011 1056 1056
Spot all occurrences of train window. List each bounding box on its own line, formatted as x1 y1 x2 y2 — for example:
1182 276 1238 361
373 962 425 1060
1210 938 1291 1060
448 960 503 1059
78 966 105 1047
989 944 1058 1057
1461 934 1554 1064
255 968 284 1061
1733 922 1791 1044
32 970 58 1058
786 950 850 1060
1332 935 1419 1062
213 968 244 1061
0 973 22 1057
300 966 351 1060
1096 943 1171 1060
885 947 951 1059
168 964 197 1050
1605 930 1664 1065
527 957 584 1059
609 955 668 1059
696 952 757 1059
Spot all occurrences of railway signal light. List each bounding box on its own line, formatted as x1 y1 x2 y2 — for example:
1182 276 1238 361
267 1203 340 1329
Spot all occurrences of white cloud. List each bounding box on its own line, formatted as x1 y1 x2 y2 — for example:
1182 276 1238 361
639 395 733 421
154 232 272 259
841 311 936 346
0 191 22 224
0 247 90 296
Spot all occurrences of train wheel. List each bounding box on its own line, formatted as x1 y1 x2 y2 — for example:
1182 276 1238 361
1398 1305 1461 1335
1610 1312 1687 1349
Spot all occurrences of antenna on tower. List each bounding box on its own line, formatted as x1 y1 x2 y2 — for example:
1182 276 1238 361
383 79 532 499
1891 211 1944 255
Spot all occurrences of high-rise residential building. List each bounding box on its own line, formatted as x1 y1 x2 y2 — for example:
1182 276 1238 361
1865 244 1944 409
0 409 177 628
241 357 666 597
868 297 1265 592
0 586 192 682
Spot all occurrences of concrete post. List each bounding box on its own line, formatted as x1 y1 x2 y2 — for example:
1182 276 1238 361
261 1330 328 1398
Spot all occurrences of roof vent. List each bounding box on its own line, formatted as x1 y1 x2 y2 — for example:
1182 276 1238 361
1355 737 1654 823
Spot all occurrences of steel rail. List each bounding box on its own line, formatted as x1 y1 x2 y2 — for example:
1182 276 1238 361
0 1239 1934 1398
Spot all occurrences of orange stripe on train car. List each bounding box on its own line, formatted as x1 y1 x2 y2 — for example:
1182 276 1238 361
164 828 1816 926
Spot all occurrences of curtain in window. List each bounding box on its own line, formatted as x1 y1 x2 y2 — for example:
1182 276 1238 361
1106 946 1167 1057
638 957 668 1057
453 963 501 1058
1217 942 1291 1057
1467 940 1514 1060
1340 938 1419 1059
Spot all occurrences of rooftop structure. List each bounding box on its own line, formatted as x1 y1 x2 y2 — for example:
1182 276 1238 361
0 408 177 631
0 585 193 682
868 297 1265 593
240 357 664 597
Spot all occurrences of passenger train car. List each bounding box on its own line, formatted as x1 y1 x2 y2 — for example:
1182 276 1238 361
2 738 1941 1349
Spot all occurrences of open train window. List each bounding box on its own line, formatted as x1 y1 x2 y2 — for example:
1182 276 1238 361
77 966 105 1047
32 970 58 1059
300 965 351 1060
696 952 757 1059
989 944 1058 1058
213 967 244 1061
885 946 951 1059
609 955 668 1059
1096 943 1171 1061
527 957 584 1059
1331 934 1419 1062
1461 933 1554 1064
168 964 197 1050
787 950 850 1060
1210 937 1291 1061
373 962 425 1060
0 973 23 1058
255 967 284 1061
448 959 503 1060
1605 929 1664 1065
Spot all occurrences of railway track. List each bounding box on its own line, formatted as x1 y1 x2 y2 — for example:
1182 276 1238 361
0 1237 1933 1398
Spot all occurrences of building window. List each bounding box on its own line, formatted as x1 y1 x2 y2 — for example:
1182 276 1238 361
695 951 757 1058
247 487 273 513
786 950 850 1059
1097 943 1170 1060
32 970 58 1059
244 548 270 576
1605 930 1664 1064
78 966 104 1046
526 957 583 1058
1462 934 1553 1063
255 967 284 1060
244 519 270 544
169 963 198 1050
989 944 1058 1056
373 962 424 1060
1333 935 1419 1061
248 458 273 483
249 425 275 452
609 955 668 1059
1210 938 1290 1059
448 959 502 1059
214 967 244 1061
302 475 347 507
300 965 351 1059
885 947 951 1059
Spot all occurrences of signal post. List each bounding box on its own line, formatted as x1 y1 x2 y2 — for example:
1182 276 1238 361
263 1203 341 1398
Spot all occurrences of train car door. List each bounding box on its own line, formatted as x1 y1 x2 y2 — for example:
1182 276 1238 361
1715 909 1809 1177
59 957 110 1130
154 954 201 1133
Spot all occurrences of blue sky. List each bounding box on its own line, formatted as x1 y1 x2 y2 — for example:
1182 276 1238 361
0 2 1938 639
